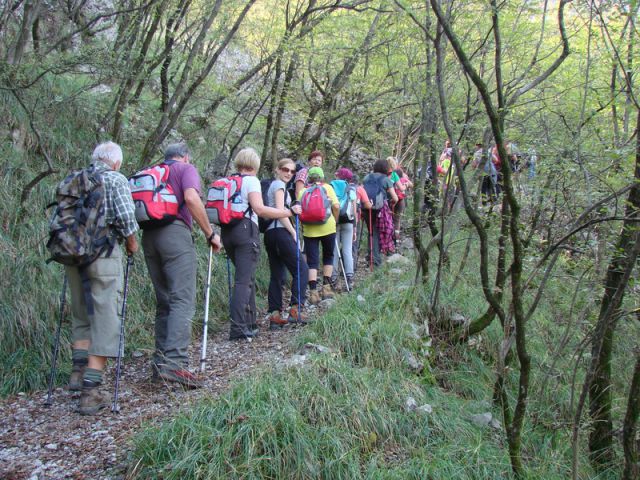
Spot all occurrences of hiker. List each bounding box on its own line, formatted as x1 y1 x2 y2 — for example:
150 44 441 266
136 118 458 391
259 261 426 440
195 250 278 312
298 167 340 304
263 158 309 328
352 173 372 271
387 157 408 239
221 148 300 341
330 167 358 290
472 142 498 205
363 159 398 267
64 141 139 415
142 143 222 389
294 149 324 197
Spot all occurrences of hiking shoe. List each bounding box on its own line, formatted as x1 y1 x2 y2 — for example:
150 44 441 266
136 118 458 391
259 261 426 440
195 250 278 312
67 366 85 391
321 283 335 300
288 305 308 325
268 311 288 330
346 275 355 292
158 368 204 389
308 289 321 305
78 384 111 415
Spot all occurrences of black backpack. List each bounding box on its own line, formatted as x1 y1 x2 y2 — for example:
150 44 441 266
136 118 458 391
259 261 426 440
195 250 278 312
258 178 275 233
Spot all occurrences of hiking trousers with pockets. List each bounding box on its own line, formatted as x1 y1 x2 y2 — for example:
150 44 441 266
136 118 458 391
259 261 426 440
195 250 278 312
66 246 123 357
143 222 196 370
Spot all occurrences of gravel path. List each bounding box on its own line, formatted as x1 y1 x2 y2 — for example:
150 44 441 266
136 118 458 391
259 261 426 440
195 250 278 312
0 321 307 480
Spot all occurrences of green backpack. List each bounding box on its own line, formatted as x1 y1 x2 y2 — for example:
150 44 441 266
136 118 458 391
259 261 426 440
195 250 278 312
47 165 116 315
47 165 116 268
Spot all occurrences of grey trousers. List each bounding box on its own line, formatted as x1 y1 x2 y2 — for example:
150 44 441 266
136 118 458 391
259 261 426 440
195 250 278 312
332 222 354 277
66 246 123 357
143 223 196 369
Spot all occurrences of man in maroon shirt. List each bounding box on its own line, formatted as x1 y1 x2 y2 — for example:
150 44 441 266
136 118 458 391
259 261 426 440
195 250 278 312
142 143 221 388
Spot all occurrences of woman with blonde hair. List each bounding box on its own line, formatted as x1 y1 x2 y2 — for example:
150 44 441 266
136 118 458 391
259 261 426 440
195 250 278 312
263 158 309 328
221 148 300 341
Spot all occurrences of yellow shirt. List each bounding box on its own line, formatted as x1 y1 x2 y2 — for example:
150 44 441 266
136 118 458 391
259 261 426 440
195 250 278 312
298 183 339 238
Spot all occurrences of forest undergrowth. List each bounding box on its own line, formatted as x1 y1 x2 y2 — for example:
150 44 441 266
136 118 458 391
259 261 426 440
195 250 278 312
126 210 629 479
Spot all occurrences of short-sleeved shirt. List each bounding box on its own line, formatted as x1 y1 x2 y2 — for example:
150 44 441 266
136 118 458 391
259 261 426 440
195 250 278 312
266 179 291 231
294 167 309 187
237 175 261 225
390 171 401 185
93 162 138 238
364 173 394 203
165 160 202 229
356 185 370 206
297 182 339 238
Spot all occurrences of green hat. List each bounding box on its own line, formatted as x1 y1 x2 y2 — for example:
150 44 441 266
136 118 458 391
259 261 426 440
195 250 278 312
308 166 324 180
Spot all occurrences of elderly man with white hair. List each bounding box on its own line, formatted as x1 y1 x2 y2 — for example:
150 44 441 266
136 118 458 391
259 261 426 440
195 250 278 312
65 141 139 415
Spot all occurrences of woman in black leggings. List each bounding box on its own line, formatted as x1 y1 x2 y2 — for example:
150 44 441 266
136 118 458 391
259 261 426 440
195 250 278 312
264 158 309 328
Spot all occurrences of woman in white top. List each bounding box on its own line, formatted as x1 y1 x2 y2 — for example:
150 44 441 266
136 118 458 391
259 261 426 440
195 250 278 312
221 148 300 341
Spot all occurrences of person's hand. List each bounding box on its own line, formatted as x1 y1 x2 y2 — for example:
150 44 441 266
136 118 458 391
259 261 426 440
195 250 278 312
126 236 139 256
209 234 222 253
290 204 302 215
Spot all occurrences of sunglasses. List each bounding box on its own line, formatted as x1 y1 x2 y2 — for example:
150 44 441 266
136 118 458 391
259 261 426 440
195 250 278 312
280 167 295 174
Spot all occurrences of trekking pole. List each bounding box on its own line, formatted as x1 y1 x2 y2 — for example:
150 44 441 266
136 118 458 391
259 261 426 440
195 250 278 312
200 244 213 373
355 217 364 271
295 215 302 323
112 255 133 413
44 273 68 407
226 255 232 311
368 208 374 272
334 236 350 292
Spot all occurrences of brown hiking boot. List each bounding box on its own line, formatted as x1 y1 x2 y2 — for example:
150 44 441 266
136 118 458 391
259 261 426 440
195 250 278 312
78 385 111 415
158 368 204 389
321 283 335 300
288 305 308 325
67 366 85 391
308 289 321 305
268 311 288 330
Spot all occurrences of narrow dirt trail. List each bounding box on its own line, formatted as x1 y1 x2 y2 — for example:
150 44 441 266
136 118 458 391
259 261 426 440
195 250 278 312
0 324 302 480
0 237 408 479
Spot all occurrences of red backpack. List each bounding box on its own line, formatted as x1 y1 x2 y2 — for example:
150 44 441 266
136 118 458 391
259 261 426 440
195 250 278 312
129 163 179 229
206 174 249 226
299 184 331 224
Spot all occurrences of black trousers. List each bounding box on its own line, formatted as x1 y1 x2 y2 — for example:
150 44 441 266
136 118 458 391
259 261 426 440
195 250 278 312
221 218 259 338
264 227 309 312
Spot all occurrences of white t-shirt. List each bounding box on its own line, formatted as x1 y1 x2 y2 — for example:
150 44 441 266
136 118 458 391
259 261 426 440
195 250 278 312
239 175 261 225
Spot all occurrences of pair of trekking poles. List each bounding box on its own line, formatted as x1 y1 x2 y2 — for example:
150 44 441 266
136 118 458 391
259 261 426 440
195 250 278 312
45 255 134 413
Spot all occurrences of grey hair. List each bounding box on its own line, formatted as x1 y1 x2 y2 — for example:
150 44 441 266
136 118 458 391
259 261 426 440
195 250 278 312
92 141 123 167
164 143 191 161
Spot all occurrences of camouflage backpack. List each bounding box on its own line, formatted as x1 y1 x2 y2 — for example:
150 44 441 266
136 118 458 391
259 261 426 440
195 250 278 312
47 165 115 268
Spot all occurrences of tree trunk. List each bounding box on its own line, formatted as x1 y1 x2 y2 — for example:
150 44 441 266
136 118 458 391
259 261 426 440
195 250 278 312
622 348 640 480
588 108 640 471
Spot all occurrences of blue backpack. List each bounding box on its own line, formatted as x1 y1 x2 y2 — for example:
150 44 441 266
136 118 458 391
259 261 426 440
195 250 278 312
330 179 357 223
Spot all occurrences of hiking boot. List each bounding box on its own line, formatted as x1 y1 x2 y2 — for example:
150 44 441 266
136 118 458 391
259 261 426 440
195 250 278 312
288 305 308 325
346 275 355 292
268 311 288 330
67 365 85 391
78 383 111 415
321 283 335 300
308 289 321 305
158 368 204 389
